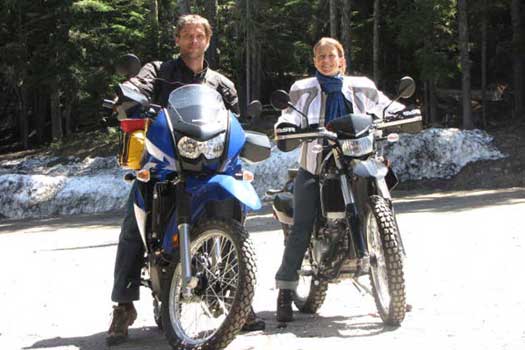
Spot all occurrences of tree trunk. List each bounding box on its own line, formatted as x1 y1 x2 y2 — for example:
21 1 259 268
63 98 73 135
511 0 523 119
430 79 437 125
458 0 473 129
330 0 338 38
481 0 488 128
50 79 63 140
18 86 29 149
341 0 352 73
159 0 176 56
373 0 380 85
245 0 251 103
149 0 160 55
204 0 218 68
34 89 48 145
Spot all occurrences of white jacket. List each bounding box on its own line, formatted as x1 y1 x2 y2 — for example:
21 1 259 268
275 76 405 175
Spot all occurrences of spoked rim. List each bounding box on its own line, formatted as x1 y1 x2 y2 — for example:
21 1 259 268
366 212 391 313
168 230 239 345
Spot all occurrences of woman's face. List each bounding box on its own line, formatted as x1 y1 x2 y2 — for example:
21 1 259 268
314 44 343 76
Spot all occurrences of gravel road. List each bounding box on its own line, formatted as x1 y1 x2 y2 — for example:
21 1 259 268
1 188 524 350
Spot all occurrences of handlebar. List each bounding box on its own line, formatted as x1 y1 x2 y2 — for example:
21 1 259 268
275 127 337 142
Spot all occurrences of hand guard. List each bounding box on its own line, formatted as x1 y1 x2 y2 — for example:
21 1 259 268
275 122 301 152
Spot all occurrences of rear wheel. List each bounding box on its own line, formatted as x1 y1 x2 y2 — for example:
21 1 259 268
161 219 256 350
366 195 406 326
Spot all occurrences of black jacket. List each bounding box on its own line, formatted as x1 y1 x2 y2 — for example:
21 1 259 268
127 57 239 113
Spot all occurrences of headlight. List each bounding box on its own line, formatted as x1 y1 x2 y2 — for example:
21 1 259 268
177 133 225 159
340 134 374 156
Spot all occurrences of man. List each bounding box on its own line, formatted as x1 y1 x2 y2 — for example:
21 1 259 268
107 14 264 346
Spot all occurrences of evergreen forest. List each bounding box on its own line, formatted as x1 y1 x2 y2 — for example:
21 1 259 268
0 0 523 152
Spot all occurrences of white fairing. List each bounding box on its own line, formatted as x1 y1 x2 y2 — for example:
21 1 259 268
352 159 391 200
145 138 177 171
352 159 388 179
134 203 147 247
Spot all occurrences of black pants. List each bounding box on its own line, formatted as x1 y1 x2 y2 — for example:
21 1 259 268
275 168 319 290
111 182 144 303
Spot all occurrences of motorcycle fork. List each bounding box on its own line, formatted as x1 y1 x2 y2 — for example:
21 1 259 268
174 179 196 297
334 154 367 258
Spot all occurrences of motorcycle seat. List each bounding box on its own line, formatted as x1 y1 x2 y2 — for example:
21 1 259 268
273 193 294 218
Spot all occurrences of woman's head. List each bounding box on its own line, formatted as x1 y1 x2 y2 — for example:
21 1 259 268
313 37 346 76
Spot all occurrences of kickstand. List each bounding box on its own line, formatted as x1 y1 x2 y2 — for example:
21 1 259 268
351 278 373 296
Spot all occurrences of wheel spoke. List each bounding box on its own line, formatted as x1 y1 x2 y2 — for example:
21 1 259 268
166 225 253 346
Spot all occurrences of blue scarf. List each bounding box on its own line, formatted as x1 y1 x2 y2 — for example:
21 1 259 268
316 70 352 124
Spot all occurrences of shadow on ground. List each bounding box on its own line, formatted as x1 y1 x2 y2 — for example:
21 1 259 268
251 311 393 339
24 312 391 350
393 187 525 214
0 209 123 234
24 327 169 350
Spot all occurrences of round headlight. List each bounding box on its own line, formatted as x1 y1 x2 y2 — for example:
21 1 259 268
202 133 225 159
177 137 201 159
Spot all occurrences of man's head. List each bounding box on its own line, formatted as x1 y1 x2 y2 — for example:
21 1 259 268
175 14 212 60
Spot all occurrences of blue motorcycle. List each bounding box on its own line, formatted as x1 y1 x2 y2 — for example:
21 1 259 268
105 81 270 349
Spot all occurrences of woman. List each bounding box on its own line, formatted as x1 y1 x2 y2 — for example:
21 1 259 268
274 37 404 322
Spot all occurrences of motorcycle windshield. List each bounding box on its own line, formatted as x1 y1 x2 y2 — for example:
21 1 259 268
328 113 373 137
166 84 228 141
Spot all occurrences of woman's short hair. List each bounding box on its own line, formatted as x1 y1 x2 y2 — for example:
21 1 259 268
313 37 347 74
175 14 212 39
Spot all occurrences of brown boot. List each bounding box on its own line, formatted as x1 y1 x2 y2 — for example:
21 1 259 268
241 306 266 332
106 303 137 346
276 289 294 322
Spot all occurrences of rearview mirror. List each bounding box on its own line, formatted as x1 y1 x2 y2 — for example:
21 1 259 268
398 76 416 99
270 90 290 110
116 53 141 78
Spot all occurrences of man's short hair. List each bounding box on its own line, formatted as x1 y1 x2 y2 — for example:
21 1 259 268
175 14 212 39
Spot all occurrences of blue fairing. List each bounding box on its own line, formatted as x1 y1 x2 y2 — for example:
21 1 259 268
143 110 177 176
197 175 260 210
161 174 259 253
132 86 268 255
220 115 246 173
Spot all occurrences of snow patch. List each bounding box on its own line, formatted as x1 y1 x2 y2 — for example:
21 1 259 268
0 128 505 219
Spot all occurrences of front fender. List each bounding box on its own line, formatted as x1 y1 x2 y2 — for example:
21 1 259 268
207 175 261 210
352 159 388 179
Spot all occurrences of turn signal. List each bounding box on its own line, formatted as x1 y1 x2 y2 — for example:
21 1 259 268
242 170 254 183
136 169 150 182
172 234 179 248
387 133 400 143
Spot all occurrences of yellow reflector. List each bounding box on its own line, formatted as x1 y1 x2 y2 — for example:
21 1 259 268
172 234 179 247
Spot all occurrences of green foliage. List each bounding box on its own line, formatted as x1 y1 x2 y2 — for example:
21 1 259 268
0 0 522 150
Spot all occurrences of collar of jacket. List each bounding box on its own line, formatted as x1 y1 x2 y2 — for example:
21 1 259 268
175 56 209 82
292 77 362 126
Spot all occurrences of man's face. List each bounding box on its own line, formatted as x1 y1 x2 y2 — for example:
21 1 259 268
175 24 210 59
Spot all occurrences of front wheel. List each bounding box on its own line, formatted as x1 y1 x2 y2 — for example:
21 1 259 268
365 195 406 326
161 219 256 350
293 249 329 314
